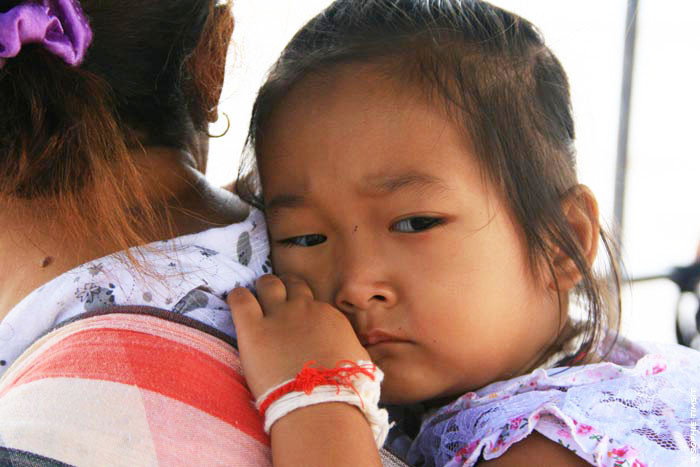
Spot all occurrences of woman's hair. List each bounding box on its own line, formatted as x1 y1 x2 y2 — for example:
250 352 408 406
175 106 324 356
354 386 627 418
237 0 621 366
0 0 234 258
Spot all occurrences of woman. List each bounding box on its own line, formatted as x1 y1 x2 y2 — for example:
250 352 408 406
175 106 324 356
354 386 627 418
0 0 267 462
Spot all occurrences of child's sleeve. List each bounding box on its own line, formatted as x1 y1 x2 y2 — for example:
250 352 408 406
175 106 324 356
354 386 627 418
405 344 700 467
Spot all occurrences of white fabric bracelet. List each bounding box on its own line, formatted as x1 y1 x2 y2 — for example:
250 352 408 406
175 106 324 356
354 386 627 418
255 360 391 448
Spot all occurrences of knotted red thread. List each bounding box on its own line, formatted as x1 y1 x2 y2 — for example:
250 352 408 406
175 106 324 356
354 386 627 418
258 360 376 416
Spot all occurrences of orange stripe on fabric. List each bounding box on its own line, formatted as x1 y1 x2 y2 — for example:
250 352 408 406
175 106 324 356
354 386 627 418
1 313 242 380
2 328 269 446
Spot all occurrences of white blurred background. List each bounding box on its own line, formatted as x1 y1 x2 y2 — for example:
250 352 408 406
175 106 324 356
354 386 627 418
207 1 700 345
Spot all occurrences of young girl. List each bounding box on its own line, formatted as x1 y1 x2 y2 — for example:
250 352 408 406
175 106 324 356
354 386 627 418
227 0 700 466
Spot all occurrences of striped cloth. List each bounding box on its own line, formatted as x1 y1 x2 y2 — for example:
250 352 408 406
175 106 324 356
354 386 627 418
0 307 408 466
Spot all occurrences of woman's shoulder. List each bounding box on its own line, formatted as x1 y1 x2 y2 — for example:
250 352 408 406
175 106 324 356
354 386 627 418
0 206 270 378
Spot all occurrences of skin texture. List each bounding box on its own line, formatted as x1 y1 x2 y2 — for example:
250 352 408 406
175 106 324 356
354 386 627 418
476 432 591 466
0 144 248 321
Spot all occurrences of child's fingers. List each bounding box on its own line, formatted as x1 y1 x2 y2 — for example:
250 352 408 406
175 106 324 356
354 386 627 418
227 287 263 329
280 274 314 301
255 274 287 313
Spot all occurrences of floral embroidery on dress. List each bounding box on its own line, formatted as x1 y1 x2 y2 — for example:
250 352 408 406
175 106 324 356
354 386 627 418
607 445 647 467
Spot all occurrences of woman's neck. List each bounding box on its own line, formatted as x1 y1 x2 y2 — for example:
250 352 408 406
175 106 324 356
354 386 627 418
0 146 248 321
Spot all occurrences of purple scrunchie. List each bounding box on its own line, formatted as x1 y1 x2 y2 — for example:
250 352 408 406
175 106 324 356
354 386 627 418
0 0 92 69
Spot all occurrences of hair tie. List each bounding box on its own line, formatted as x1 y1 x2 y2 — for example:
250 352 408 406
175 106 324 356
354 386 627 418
0 0 93 70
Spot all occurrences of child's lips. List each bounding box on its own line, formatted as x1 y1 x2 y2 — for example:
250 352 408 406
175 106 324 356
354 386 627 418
359 330 407 347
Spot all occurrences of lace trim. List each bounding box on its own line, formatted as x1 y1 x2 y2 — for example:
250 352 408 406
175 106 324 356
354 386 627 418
448 404 649 467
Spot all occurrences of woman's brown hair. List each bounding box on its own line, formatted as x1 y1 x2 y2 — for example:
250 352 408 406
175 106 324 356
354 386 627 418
0 0 234 261
238 0 622 366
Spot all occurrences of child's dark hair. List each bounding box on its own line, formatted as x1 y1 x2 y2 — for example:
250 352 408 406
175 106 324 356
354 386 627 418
237 0 621 367
0 0 233 258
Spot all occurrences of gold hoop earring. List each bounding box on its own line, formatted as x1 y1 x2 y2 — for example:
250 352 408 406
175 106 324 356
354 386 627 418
206 112 230 138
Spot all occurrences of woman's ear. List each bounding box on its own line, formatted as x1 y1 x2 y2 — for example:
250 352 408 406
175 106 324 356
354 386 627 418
203 7 234 124
184 4 234 172
549 184 600 292
186 4 235 126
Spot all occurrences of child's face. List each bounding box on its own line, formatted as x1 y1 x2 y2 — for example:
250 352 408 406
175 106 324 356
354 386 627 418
259 67 564 404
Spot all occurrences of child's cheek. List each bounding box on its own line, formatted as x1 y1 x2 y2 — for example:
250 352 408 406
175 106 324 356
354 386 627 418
269 246 318 286
268 244 288 274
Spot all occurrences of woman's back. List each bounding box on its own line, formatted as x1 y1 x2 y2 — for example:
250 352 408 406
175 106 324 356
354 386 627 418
0 2 272 464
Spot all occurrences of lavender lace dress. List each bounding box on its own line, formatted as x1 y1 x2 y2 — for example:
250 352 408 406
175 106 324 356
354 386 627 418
386 334 700 467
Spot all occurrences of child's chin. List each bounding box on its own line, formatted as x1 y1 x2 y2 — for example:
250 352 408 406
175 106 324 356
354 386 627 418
380 389 429 406
380 385 463 407
381 394 409 406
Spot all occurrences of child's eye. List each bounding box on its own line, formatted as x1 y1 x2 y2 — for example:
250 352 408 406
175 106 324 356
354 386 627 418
391 216 445 233
277 234 327 248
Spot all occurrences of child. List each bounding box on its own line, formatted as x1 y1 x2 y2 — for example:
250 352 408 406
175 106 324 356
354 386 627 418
228 1 700 466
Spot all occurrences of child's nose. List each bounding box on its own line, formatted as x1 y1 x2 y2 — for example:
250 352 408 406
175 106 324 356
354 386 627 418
334 283 397 315
332 262 397 314
329 231 398 315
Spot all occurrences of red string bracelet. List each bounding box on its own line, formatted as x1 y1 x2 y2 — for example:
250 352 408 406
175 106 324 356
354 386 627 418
257 360 376 416
254 360 391 447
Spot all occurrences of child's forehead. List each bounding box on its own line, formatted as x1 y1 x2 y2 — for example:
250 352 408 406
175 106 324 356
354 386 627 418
256 62 495 203
261 67 471 156
270 62 428 116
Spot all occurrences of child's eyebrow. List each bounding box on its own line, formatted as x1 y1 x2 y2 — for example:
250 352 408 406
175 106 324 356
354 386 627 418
362 171 450 196
265 171 450 218
265 193 307 214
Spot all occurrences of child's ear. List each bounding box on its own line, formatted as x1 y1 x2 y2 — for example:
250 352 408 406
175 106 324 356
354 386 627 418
549 184 600 292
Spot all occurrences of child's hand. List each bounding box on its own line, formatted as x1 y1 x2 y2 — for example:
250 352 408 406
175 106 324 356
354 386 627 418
227 274 370 400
